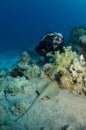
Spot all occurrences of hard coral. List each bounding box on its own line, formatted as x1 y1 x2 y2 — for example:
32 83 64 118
10 101 28 116
69 55 86 95
23 64 40 79
59 54 86 95
9 51 41 79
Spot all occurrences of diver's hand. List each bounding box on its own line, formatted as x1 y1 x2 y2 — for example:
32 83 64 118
46 52 54 57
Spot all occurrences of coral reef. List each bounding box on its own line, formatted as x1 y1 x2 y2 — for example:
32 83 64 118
69 55 86 95
42 47 86 96
67 25 86 59
0 36 86 129
56 54 86 95
9 51 41 79
67 25 86 45
4 76 29 96
10 101 29 116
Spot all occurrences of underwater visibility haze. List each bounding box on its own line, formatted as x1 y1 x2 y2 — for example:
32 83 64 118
0 0 86 52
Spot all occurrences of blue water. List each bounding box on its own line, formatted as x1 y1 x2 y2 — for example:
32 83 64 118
0 0 86 53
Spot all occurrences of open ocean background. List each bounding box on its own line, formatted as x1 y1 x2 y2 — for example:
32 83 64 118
0 0 86 68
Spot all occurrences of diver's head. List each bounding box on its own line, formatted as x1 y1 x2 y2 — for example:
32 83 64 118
52 33 63 49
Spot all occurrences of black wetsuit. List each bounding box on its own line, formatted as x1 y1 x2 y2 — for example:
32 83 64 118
35 34 64 62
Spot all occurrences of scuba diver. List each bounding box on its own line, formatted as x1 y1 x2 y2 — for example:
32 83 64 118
35 32 65 62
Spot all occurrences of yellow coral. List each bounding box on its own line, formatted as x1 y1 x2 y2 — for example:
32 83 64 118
43 48 75 80
54 48 74 71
